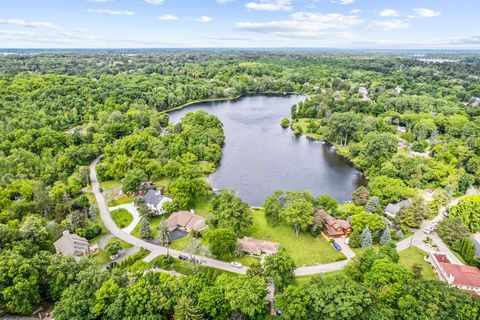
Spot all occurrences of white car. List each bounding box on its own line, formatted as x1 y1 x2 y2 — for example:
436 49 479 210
231 262 243 268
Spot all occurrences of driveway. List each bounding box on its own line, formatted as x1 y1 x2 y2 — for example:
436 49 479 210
109 202 141 234
90 157 248 274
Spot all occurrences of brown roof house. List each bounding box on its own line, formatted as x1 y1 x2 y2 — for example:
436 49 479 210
54 230 91 261
321 211 353 238
165 211 206 232
237 237 281 256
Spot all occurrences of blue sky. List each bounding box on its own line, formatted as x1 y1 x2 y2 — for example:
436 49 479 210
0 0 479 48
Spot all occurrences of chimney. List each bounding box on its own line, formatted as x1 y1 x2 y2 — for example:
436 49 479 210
63 230 70 236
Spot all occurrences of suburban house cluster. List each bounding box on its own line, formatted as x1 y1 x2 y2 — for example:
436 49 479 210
142 188 173 215
430 252 480 295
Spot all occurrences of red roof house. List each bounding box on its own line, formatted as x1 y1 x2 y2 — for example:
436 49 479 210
430 252 480 295
320 210 352 238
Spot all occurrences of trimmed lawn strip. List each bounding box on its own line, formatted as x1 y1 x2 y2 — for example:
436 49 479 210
107 196 133 207
100 180 121 191
398 247 436 280
246 209 345 266
148 256 236 276
111 208 133 228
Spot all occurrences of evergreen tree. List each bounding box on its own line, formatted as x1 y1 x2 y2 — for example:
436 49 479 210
365 196 380 213
174 297 204 320
360 226 373 249
158 221 171 246
351 186 370 206
140 218 152 239
380 227 391 245
396 229 404 239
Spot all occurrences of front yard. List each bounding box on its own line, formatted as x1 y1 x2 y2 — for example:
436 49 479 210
398 247 436 280
111 208 134 228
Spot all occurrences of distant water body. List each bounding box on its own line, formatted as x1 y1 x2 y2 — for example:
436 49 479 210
168 95 367 206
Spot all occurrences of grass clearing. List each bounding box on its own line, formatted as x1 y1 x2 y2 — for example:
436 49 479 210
100 180 121 191
111 208 133 228
246 209 345 266
132 216 166 238
107 196 133 207
398 247 436 280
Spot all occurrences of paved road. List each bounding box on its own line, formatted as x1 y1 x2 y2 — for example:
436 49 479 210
90 157 247 274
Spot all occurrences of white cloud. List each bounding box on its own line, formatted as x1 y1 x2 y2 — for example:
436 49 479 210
331 0 354 5
0 30 38 37
86 9 135 15
413 8 441 18
246 0 292 11
198 16 213 22
349 9 362 14
216 0 234 3
369 19 409 31
236 12 363 38
379 9 399 17
144 0 165 4
0 18 60 30
158 14 178 21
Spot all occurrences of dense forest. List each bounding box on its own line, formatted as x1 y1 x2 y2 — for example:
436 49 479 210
0 50 479 319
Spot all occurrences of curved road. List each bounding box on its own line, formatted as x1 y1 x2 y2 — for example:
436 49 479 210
90 156 470 276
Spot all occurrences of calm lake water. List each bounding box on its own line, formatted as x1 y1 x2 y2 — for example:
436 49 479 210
168 95 366 206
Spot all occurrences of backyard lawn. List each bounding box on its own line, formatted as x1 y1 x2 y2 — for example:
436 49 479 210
100 180 121 191
246 209 345 266
131 216 166 238
398 247 436 280
107 196 133 207
111 208 133 228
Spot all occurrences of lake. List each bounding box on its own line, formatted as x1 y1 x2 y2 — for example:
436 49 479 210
168 95 367 206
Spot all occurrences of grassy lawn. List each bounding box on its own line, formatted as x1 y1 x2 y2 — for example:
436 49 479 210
111 208 134 228
292 118 323 140
149 255 236 276
100 180 121 191
190 194 214 220
246 209 345 266
107 196 133 207
92 249 110 266
398 247 436 280
154 178 174 190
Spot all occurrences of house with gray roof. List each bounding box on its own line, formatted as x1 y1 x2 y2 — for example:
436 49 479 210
54 230 90 261
142 189 173 215
470 235 480 258
385 199 412 219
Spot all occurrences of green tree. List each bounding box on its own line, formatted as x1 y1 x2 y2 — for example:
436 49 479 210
170 177 208 210
363 132 398 162
437 218 470 246
106 240 122 256
369 176 415 204
208 228 237 260
360 226 373 248
91 278 120 317
263 249 296 290
280 199 314 237
449 196 480 232
264 190 286 226
140 218 152 239
158 221 171 246
174 296 204 320
212 190 252 235
380 227 391 245
275 286 308 320
20 215 48 244
280 118 290 128
326 112 362 145
121 168 147 195
365 196 380 213
351 186 370 206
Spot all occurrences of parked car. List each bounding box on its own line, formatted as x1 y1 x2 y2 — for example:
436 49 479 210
231 261 243 268
106 261 117 270
190 257 200 264
99 188 104 193
178 255 189 261
332 242 342 251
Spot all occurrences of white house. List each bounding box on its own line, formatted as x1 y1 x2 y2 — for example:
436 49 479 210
142 189 173 215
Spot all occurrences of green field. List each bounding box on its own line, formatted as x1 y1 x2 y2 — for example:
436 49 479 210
246 209 345 266
99 180 122 191
398 247 436 280
111 208 134 228
107 196 133 207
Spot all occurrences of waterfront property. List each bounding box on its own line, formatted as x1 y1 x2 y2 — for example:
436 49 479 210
321 211 353 238
429 251 480 295
142 189 173 215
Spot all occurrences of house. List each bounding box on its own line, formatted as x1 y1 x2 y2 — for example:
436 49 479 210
385 199 411 219
142 189 173 215
321 211 353 238
237 237 281 255
358 86 369 100
469 96 480 107
165 211 206 232
396 125 407 133
54 230 90 261
430 252 480 295
139 181 155 195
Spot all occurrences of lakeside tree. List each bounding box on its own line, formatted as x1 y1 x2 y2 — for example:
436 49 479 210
208 228 237 260
351 186 369 206
211 191 252 235
280 199 314 237
264 190 287 226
